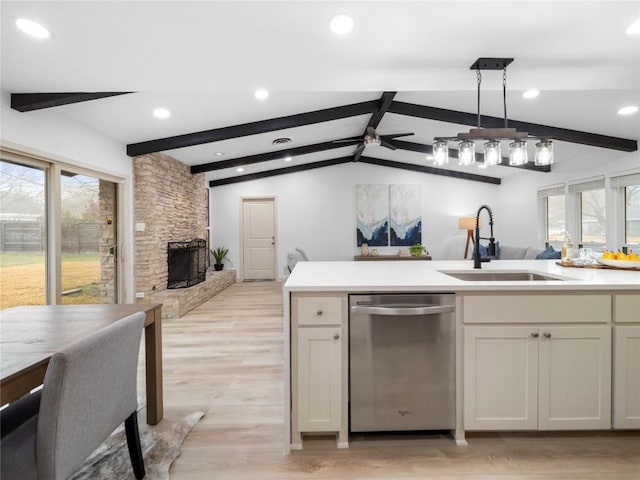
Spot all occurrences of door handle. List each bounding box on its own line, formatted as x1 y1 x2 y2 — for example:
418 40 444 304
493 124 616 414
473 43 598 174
543 332 552 338
531 332 539 338
333 333 340 340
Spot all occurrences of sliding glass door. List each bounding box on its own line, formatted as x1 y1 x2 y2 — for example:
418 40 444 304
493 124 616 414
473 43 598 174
60 171 118 304
0 153 120 309
0 160 47 308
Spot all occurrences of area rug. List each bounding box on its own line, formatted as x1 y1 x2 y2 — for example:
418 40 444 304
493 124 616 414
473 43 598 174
69 411 204 480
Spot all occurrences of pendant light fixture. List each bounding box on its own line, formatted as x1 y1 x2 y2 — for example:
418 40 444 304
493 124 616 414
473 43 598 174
433 58 554 168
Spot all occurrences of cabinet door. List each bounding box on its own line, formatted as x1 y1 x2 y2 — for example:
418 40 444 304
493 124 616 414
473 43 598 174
538 326 611 430
613 325 640 428
297 327 342 431
464 326 539 430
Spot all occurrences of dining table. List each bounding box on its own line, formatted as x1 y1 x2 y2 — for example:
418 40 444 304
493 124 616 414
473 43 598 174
0 303 163 425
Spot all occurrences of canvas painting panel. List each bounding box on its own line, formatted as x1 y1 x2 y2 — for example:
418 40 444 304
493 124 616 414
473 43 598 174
389 184 422 246
356 184 389 246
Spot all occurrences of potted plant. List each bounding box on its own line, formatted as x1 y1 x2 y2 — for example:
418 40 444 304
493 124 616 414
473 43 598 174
409 244 427 256
211 246 229 271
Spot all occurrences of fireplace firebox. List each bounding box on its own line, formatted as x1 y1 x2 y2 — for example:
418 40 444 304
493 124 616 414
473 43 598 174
167 239 207 289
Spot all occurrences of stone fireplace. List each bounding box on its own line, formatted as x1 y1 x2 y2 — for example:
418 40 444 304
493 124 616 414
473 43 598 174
133 153 235 318
167 239 207 289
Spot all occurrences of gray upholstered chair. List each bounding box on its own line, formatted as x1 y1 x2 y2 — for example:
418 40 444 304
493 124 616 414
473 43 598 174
1 311 147 479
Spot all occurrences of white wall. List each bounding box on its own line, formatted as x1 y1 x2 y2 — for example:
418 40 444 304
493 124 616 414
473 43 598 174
0 92 136 301
209 162 501 278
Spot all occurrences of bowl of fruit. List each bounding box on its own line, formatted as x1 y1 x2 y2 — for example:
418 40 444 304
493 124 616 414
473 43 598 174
596 250 640 269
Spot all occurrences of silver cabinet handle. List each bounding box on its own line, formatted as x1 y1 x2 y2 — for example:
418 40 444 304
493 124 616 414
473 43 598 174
543 332 552 338
317 310 323 316
333 333 340 340
350 305 454 316
531 332 539 338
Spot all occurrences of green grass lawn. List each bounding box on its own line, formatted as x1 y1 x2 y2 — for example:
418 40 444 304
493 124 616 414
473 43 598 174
0 252 102 308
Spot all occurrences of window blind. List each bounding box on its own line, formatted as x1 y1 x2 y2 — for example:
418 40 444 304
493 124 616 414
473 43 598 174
568 177 605 194
537 184 565 198
610 172 640 188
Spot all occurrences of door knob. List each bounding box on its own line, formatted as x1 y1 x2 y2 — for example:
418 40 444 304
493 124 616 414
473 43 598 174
333 333 340 340
531 332 539 338
543 332 552 338
317 310 323 316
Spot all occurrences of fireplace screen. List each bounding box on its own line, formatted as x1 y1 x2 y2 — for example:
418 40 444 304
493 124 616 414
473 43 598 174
167 239 207 289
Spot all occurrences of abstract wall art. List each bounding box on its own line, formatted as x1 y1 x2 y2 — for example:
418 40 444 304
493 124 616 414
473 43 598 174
389 184 422 246
356 184 389 246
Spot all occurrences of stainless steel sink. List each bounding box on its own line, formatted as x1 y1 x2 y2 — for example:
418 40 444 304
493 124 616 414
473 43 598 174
440 271 567 282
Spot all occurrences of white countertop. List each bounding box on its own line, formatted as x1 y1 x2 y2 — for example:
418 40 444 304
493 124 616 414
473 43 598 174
284 260 640 292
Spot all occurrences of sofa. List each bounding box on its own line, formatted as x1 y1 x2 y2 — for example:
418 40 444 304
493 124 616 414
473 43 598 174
497 244 545 260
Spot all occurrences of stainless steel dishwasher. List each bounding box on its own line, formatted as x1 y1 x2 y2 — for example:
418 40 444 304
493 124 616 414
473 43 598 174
349 293 455 432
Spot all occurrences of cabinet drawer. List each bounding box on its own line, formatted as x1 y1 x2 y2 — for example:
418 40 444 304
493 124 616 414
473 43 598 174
613 295 640 323
463 294 611 324
296 296 343 326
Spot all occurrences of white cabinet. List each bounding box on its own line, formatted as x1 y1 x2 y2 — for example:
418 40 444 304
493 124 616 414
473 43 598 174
465 325 611 431
464 326 538 430
613 325 640 428
297 327 342 431
291 293 348 449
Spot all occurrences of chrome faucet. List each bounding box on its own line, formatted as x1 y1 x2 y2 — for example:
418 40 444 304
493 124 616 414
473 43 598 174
473 205 496 269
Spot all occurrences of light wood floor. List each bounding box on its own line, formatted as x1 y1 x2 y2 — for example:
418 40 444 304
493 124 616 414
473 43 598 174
142 281 640 479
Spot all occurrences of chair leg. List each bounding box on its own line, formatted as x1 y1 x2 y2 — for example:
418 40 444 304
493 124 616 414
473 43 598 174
124 412 146 479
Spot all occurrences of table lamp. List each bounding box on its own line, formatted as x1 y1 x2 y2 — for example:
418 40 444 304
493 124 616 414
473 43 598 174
458 216 481 259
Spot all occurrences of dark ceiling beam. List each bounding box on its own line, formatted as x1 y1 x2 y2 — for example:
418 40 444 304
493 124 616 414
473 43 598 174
128 100 381 157
10 92 133 112
209 157 353 187
209 154 501 187
389 139 551 173
388 101 638 152
366 91 397 130
359 156 501 185
191 139 360 174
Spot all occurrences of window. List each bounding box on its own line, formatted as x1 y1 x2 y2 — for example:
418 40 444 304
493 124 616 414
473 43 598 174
538 185 566 243
611 173 640 246
569 178 606 246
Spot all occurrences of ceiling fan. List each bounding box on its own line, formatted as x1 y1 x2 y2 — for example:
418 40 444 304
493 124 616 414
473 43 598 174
333 127 414 156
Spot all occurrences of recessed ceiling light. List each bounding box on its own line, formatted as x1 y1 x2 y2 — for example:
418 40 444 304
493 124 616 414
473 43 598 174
329 13 354 35
16 18 50 39
214 152 224 156
523 89 540 99
254 89 269 100
284 156 293 162
236 167 245 173
626 20 640 35
618 105 639 115
153 108 170 119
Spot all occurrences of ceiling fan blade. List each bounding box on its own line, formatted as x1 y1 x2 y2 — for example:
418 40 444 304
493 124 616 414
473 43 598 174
353 144 366 158
382 132 415 139
380 140 397 151
333 137 363 143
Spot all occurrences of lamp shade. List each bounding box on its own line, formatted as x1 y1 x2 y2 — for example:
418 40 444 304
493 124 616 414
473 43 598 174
458 216 480 230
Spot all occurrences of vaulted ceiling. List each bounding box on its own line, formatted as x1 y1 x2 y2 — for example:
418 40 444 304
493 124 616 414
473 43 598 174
2 1 639 186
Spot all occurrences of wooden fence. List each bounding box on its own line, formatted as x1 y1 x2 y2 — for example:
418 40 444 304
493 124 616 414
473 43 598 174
0 221 99 253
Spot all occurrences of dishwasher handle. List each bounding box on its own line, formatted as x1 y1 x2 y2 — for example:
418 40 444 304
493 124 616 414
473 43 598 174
350 304 454 316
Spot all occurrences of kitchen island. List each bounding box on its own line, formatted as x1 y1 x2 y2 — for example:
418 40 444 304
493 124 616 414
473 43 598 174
283 260 640 453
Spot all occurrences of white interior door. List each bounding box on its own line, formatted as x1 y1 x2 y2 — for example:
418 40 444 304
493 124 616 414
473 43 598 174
242 198 276 280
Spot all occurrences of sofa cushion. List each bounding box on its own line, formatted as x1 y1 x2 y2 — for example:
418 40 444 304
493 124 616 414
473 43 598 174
498 245 528 260
474 242 500 260
535 246 561 260
525 247 545 259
